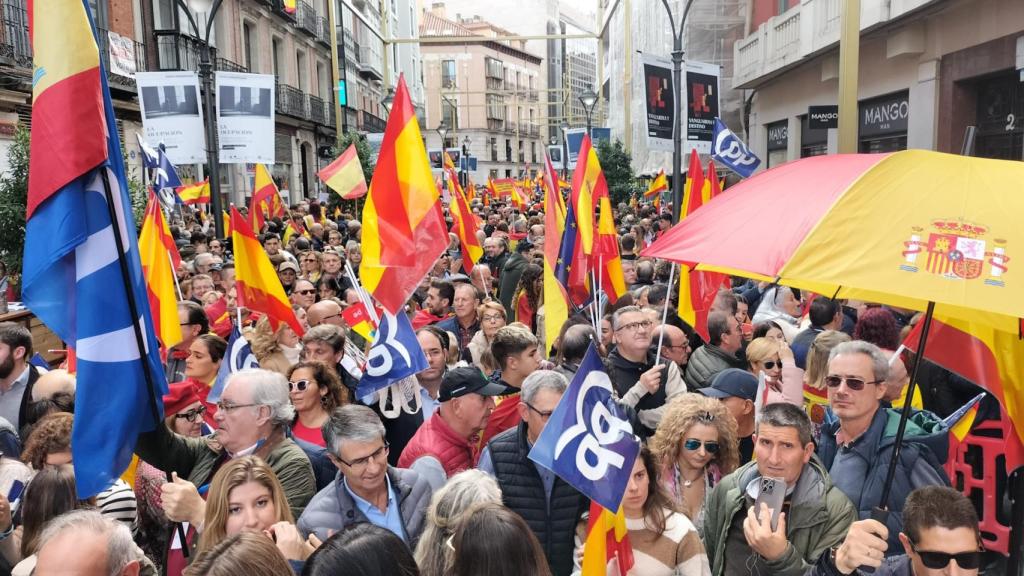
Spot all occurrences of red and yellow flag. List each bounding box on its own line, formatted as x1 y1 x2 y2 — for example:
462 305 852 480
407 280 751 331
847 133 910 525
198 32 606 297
230 207 304 336
222 210 232 238
319 143 368 200
177 179 210 205
677 153 728 340
644 169 667 198
138 193 182 351
542 153 569 356
359 75 448 314
342 301 378 341
571 135 607 255
581 502 634 576
449 181 483 273
251 164 283 230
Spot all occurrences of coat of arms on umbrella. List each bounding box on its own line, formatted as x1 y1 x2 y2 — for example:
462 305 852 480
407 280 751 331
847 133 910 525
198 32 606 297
901 219 1009 286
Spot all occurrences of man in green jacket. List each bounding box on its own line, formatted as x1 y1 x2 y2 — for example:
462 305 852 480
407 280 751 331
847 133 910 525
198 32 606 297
703 402 856 576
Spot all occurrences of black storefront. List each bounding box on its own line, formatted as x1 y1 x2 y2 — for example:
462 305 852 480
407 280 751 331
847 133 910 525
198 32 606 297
766 119 789 167
800 114 828 157
974 71 1024 160
859 91 909 153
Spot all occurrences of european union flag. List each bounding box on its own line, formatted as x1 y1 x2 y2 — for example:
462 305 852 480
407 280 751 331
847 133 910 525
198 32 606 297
529 343 640 511
208 327 260 403
357 310 428 398
554 201 578 287
711 117 761 179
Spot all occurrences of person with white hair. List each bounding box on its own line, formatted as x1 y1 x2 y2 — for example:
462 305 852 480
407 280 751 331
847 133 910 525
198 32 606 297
33 509 154 576
134 369 316 571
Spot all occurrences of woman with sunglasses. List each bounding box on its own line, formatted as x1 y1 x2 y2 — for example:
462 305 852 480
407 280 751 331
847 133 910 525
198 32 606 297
649 394 738 531
744 337 803 406
468 301 506 371
298 251 323 284
135 382 208 572
286 362 346 448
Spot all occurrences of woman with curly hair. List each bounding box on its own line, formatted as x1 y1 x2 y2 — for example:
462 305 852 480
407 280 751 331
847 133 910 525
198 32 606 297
853 306 901 350
649 393 738 530
247 313 302 376
512 263 543 333
286 361 346 447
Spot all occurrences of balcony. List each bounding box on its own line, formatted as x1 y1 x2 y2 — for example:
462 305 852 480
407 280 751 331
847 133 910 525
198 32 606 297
154 32 215 72
277 83 308 119
732 0 941 88
315 16 330 46
308 94 326 125
356 44 383 80
215 57 248 73
295 1 318 37
361 111 385 133
0 1 31 69
96 27 147 89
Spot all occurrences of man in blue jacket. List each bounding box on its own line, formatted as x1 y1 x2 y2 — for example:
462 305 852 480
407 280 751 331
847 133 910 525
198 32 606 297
816 341 950 555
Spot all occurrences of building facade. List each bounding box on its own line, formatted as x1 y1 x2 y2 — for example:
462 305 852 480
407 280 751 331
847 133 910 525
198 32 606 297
734 0 1024 168
420 4 545 183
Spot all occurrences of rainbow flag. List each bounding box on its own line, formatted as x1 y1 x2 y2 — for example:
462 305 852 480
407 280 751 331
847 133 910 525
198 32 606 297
359 75 448 314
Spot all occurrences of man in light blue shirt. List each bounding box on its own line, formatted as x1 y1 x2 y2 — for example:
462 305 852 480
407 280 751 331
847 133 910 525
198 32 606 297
342 472 407 542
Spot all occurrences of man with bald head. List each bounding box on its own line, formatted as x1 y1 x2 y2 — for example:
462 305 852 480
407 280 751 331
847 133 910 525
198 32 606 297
31 369 76 402
307 300 344 328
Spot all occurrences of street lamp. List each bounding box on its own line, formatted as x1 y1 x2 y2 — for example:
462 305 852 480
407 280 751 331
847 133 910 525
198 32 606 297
436 120 449 162
578 88 598 139
461 135 471 188
381 87 395 113
559 120 570 181
661 0 697 223
176 0 225 238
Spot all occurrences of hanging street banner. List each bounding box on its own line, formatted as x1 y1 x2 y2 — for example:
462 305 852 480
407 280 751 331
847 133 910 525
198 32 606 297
216 72 276 164
105 30 137 79
136 71 207 164
642 53 674 152
684 60 721 155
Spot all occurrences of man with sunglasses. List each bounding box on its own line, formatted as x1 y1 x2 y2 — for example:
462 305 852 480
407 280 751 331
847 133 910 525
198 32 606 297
810 486 983 576
816 341 950 556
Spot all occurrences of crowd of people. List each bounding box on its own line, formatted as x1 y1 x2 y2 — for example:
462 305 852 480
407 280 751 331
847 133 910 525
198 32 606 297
0 195 1000 576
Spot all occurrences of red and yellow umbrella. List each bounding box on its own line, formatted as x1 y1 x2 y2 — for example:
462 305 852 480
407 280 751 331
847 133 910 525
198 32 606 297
643 150 1024 442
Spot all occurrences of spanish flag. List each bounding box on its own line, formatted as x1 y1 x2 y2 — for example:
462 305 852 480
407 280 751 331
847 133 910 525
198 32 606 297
283 0 296 13
319 143 367 200
177 179 210 205
644 169 667 198
342 300 378 342
251 164 282 229
230 207 304 336
542 153 569 356
138 192 182 351
677 153 728 340
449 181 483 274
359 75 448 314
222 210 232 237
585 150 625 304
581 502 634 576
571 135 603 255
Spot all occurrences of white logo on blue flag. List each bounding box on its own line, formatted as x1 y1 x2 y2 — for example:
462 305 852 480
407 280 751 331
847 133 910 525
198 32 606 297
528 343 640 511
357 310 428 398
711 117 761 178
207 327 259 403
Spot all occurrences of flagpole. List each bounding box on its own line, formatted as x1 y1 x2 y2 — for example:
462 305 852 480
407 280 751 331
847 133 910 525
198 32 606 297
98 169 189 558
236 304 243 330
653 263 676 366
168 250 183 300
344 260 380 325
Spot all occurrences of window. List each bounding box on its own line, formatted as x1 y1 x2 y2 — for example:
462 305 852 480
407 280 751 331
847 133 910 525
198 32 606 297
441 60 456 88
316 62 327 98
243 22 257 72
442 98 457 128
152 0 175 30
296 50 308 91
490 138 498 162
505 139 512 162
518 140 524 162
777 0 788 14
486 94 504 120
485 57 504 80
272 38 283 79
531 142 536 163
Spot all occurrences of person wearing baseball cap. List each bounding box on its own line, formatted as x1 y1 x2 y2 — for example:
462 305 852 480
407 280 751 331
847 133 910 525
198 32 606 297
700 368 758 464
277 261 299 295
397 366 505 485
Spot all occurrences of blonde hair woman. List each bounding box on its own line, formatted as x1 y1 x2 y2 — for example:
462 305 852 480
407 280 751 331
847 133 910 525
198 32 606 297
196 457 293 555
803 330 851 440
467 301 506 370
649 394 738 531
744 337 803 406
247 315 301 375
185 532 293 576
414 469 502 576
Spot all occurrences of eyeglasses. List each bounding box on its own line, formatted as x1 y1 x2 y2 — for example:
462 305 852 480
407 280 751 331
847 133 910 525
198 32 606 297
762 360 783 370
336 442 390 471
824 375 882 391
216 401 259 413
683 439 720 453
482 314 504 323
524 402 554 419
908 541 983 570
289 379 316 392
296 289 316 295
174 406 207 423
615 320 653 333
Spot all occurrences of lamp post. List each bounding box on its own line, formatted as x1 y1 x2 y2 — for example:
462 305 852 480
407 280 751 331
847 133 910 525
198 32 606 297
176 0 225 238
381 87 395 113
461 135 471 188
560 120 570 182
436 120 449 172
661 0 696 223
578 87 598 140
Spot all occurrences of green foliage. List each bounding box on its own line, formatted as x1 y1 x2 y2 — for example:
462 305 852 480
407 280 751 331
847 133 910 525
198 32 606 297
326 132 375 219
0 127 29 277
122 147 147 230
595 139 637 206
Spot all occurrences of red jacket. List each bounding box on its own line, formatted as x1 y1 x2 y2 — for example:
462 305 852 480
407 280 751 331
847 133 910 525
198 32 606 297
479 392 520 448
397 411 475 478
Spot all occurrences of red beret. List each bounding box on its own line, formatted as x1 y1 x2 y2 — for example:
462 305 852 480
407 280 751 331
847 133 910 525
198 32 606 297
163 381 201 417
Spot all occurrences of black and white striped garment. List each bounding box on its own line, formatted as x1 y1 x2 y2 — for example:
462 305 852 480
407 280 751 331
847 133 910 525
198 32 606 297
97 478 138 533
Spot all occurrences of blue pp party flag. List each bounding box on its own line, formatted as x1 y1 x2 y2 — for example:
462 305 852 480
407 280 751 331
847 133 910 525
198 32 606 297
356 310 428 398
711 117 761 178
529 342 640 511
207 327 260 404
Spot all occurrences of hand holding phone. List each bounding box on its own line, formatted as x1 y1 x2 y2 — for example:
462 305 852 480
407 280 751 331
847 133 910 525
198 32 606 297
754 477 786 531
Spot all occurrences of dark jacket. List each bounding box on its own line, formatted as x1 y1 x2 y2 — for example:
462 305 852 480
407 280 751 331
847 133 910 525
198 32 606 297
498 252 528 319
790 326 824 370
684 343 742 389
296 466 433 549
487 423 589 576
604 349 687 437
14 363 39 436
805 549 912 576
291 435 337 492
704 456 856 576
816 407 950 554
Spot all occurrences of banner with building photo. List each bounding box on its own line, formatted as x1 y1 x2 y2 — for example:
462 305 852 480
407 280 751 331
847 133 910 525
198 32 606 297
641 54 675 152
136 71 207 164
216 72 276 164
684 60 721 154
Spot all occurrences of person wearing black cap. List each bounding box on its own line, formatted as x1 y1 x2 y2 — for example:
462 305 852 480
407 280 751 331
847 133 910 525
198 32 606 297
397 366 505 487
700 368 758 465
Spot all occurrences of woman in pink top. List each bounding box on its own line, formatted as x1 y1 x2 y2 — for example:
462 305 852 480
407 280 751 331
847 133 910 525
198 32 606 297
286 361 346 447
745 336 804 407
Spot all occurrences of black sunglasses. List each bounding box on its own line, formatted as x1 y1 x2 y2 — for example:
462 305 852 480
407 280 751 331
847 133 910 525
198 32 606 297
289 379 314 392
824 375 882 391
174 406 207 423
762 360 783 370
909 541 983 570
296 289 316 295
